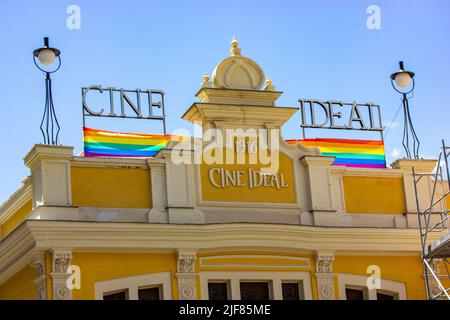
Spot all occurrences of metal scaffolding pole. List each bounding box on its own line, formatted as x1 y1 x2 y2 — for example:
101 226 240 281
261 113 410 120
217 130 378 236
413 140 450 300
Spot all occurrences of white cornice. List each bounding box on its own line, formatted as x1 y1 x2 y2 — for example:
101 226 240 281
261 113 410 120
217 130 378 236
25 220 440 253
1 220 443 286
0 222 37 285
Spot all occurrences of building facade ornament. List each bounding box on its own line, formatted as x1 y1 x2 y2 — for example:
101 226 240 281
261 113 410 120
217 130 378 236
176 250 198 300
30 251 47 300
211 38 265 91
314 251 336 300
50 249 73 300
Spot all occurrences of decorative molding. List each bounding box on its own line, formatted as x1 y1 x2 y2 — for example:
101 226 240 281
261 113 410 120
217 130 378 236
30 251 47 300
72 155 160 169
23 220 445 253
314 251 335 300
199 255 310 270
50 249 73 300
176 250 198 300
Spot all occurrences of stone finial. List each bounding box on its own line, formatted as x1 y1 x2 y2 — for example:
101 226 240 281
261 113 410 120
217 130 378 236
201 73 212 88
230 37 241 56
264 77 275 91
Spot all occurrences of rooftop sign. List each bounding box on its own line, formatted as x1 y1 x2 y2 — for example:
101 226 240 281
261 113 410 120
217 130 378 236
298 99 383 140
82 85 167 133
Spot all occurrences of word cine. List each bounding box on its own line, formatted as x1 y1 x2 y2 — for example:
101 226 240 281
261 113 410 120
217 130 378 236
208 168 288 190
82 85 165 119
299 99 383 131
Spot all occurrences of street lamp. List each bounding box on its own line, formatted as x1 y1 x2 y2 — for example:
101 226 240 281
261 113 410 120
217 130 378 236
390 61 420 159
33 37 61 145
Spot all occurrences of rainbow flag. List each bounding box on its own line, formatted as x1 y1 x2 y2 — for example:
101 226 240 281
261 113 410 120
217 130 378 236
286 138 386 169
83 127 183 158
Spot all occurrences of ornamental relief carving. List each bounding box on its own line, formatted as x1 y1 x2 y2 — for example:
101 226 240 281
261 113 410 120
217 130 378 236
53 252 72 273
177 255 195 274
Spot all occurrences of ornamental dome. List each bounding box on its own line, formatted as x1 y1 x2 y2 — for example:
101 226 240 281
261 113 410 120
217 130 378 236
211 38 265 91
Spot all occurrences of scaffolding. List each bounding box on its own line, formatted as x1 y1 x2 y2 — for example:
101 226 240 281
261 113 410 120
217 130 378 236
413 139 450 300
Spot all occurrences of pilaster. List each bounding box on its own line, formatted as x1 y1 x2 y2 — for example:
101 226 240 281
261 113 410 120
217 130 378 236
50 249 73 300
391 159 437 214
23 144 74 209
30 251 47 300
157 149 204 224
314 251 336 300
176 249 198 300
146 160 168 223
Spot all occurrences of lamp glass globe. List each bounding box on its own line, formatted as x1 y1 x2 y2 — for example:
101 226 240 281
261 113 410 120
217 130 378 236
395 72 412 88
38 48 56 66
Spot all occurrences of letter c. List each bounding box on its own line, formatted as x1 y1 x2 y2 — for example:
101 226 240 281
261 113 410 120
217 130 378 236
208 168 222 188
82 85 104 116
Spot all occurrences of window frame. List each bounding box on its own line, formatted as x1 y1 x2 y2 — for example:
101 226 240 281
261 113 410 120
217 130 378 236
200 271 312 300
95 272 172 300
337 273 406 300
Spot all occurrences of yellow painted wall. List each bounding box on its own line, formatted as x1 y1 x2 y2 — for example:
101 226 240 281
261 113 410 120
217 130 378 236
71 166 152 208
334 255 426 299
201 150 296 203
343 176 406 214
0 265 37 300
71 252 177 300
0 199 32 239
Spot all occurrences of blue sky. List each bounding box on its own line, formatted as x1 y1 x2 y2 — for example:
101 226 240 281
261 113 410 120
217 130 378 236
0 0 449 203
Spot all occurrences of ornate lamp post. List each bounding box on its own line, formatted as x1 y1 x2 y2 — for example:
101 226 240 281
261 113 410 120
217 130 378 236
390 61 420 159
33 37 62 145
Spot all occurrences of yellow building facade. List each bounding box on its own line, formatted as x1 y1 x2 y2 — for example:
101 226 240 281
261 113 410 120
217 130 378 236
0 40 448 300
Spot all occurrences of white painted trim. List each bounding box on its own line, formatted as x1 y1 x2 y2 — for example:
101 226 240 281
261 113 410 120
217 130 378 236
200 255 310 269
337 273 406 300
94 272 172 300
0 181 32 225
199 271 312 300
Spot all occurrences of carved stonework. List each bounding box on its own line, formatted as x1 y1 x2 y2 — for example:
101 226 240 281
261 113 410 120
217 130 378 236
176 251 198 300
177 254 195 274
51 250 73 300
316 274 335 300
317 255 333 273
315 251 336 300
30 252 47 300
53 252 71 273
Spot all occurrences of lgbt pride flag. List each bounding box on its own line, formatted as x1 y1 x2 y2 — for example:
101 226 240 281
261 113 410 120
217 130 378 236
286 138 386 169
83 127 183 158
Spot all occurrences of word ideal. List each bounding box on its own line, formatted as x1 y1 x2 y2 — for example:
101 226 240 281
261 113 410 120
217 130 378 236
82 85 165 120
208 168 288 190
299 99 383 132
